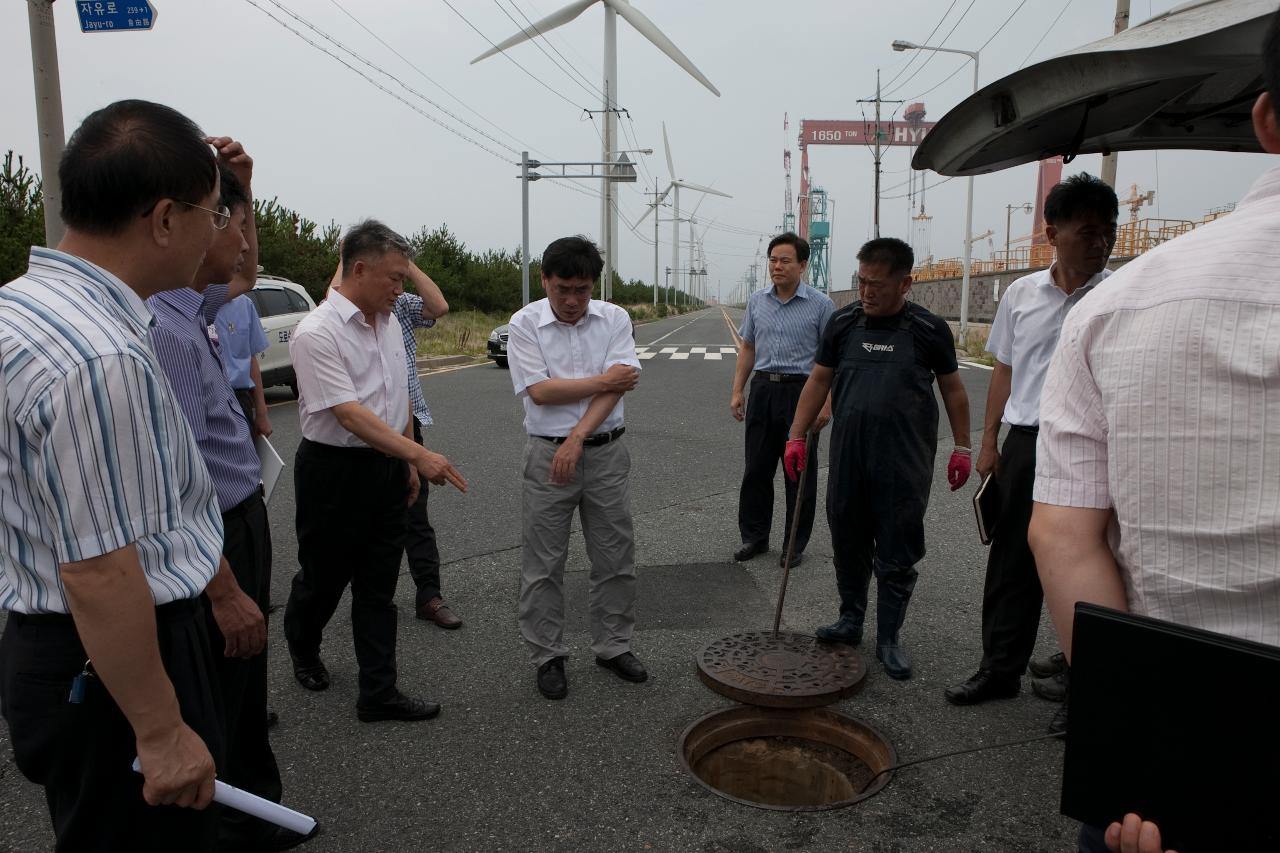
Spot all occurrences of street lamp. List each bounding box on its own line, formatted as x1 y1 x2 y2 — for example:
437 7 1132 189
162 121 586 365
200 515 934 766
517 151 637 306
892 39 979 342
1004 202 1033 267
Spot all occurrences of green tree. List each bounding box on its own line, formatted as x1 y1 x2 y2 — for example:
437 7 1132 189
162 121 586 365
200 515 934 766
253 197 340 303
0 152 47 284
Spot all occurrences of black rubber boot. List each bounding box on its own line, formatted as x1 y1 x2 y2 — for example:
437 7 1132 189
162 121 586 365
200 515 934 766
815 614 864 645
874 561 917 680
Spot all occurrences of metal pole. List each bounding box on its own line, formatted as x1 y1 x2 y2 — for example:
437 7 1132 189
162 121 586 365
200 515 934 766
671 185 680 309
653 179 660 306
28 0 66 248
958 53 978 343
521 151 531 306
601 5 618 301
873 69 882 239
1100 0 1130 188
1005 204 1013 264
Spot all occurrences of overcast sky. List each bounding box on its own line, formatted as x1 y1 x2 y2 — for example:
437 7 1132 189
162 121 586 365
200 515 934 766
3 0 1273 299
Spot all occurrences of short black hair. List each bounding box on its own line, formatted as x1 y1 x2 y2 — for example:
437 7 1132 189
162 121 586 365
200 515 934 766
59 99 217 236
341 219 411 270
218 165 250 213
1265 8 1280 115
1044 173 1119 226
767 232 810 264
540 236 604 282
856 237 914 277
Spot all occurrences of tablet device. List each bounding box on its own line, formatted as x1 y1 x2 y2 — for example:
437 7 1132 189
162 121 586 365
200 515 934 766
1062 603 1280 852
972 472 1000 545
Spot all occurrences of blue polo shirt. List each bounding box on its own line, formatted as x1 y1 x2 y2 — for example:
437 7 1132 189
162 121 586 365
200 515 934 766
738 282 834 374
213 294 269 391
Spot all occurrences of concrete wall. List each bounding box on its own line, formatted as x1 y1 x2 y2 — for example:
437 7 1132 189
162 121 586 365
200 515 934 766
830 257 1133 322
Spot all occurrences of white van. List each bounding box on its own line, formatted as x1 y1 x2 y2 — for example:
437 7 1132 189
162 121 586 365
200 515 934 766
247 275 316 396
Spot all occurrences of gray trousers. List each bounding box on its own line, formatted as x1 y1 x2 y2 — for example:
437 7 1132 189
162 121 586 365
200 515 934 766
519 436 637 666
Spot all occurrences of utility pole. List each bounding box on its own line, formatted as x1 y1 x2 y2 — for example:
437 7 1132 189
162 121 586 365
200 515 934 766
28 0 66 248
857 70 903 239
648 178 661 306
1100 0 1131 188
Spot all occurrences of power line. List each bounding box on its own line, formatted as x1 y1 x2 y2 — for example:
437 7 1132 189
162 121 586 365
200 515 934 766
881 0 961 91
899 0 1032 102
1018 0 1076 68
323 0 544 157
437 0 587 111
883 0 979 96
496 0 611 106
882 175 957 199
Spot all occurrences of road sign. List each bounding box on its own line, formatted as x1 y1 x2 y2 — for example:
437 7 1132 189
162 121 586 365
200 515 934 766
799 119 935 148
76 1 157 33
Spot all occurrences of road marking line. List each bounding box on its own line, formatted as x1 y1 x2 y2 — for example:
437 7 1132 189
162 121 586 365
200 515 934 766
660 346 677 354
670 352 689 360
719 347 737 354
719 307 743 350
638 352 657 359
704 352 722 360
691 347 707 353
643 314 705 347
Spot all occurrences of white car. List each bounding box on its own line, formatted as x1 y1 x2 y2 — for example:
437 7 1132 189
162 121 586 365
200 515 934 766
246 275 316 396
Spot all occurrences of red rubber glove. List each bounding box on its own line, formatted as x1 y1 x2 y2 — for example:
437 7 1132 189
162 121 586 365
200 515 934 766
783 438 807 482
947 448 972 491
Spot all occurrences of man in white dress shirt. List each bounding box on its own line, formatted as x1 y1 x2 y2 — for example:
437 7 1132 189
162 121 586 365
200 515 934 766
506 236 645 700
283 220 466 723
1030 12 1280 852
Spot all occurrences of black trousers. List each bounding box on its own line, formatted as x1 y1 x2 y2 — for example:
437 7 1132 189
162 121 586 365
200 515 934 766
235 388 259 441
979 427 1045 677
207 489 282 846
738 376 819 553
0 599 224 853
284 439 409 703
406 418 443 606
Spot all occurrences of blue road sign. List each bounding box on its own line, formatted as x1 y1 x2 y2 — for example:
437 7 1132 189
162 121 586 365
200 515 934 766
76 1 157 33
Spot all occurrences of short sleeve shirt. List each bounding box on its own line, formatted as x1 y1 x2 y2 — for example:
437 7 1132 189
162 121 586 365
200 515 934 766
738 283 834 374
213 294 270 391
816 301 957 376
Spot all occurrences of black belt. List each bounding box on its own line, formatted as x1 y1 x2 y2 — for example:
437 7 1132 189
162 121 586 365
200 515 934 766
533 427 625 447
753 371 808 384
1009 424 1039 435
222 484 265 522
300 437 396 460
10 596 202 628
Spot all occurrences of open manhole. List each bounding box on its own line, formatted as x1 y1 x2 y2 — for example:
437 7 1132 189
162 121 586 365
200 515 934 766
679 705 896 811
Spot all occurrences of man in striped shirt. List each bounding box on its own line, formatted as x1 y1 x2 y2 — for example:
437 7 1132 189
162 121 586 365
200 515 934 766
148 149 313 850
730 232 834 568
1030 13 1280 852
0 100 226 851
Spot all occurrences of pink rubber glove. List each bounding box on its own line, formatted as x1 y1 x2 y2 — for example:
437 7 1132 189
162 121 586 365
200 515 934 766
783 438 807 482
947 449 972 491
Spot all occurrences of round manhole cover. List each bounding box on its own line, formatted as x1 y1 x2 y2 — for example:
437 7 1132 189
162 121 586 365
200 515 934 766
696 631 866 708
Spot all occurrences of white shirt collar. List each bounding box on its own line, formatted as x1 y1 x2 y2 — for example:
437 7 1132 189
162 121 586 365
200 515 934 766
535 298 607 328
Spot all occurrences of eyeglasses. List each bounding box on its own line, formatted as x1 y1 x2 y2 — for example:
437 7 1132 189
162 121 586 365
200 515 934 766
180 201 232 230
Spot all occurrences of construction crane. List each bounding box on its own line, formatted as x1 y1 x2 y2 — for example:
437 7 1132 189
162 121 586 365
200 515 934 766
782 114 795 234
807 187 832 293
1121 183 1156 221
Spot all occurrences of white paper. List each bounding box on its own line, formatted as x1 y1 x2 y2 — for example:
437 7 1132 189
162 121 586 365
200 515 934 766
132 758 316 835
255 435 285 503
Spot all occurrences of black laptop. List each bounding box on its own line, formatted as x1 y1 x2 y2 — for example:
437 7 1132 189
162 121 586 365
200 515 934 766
1062 603 1280 852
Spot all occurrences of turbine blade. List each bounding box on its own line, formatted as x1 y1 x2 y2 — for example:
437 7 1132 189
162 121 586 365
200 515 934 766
471 0 598 64
635 184 672 224
604 0 720 96
675 180 732 199
663 122 675 180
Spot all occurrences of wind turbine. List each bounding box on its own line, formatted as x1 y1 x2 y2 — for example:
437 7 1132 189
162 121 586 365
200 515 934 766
472 0 719 300
637 123 730 302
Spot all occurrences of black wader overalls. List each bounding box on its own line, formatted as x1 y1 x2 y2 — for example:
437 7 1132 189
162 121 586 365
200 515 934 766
826 306 939 679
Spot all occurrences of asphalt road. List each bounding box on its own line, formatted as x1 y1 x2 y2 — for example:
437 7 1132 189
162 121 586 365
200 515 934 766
0 307 1081 852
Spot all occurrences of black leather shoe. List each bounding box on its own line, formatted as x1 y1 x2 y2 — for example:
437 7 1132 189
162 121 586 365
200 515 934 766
238 822 322 852
596 651 648 683
779 551 804 568
290 655 330 692
1031 668 1069 703
733 541 767 562
356 691 441 723
537 657 568 700
815 616 863 645
1048 703 1068 736
1029 651 1067 679
944 670 1021 706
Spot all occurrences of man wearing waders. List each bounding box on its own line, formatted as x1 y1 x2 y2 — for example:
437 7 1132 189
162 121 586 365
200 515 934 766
784 237 972 680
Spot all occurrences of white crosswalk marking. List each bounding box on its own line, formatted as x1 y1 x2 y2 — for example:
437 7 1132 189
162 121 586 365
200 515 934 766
660 347 678 354
629 344 738 363
638 351 657 359
691 347 706 353
670 352 689 360
720 347 737 354
704 352 722 360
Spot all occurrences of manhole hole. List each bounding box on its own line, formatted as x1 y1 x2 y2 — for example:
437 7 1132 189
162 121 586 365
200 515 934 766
679 705 896 811
696 631 866 707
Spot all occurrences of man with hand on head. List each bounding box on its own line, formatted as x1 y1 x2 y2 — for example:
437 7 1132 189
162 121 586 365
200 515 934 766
283 220 466 724
729 232 834 568
0 99 226 851
786 237 971 681
148 141 314 851
506 236 644 701
213 225 272 441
